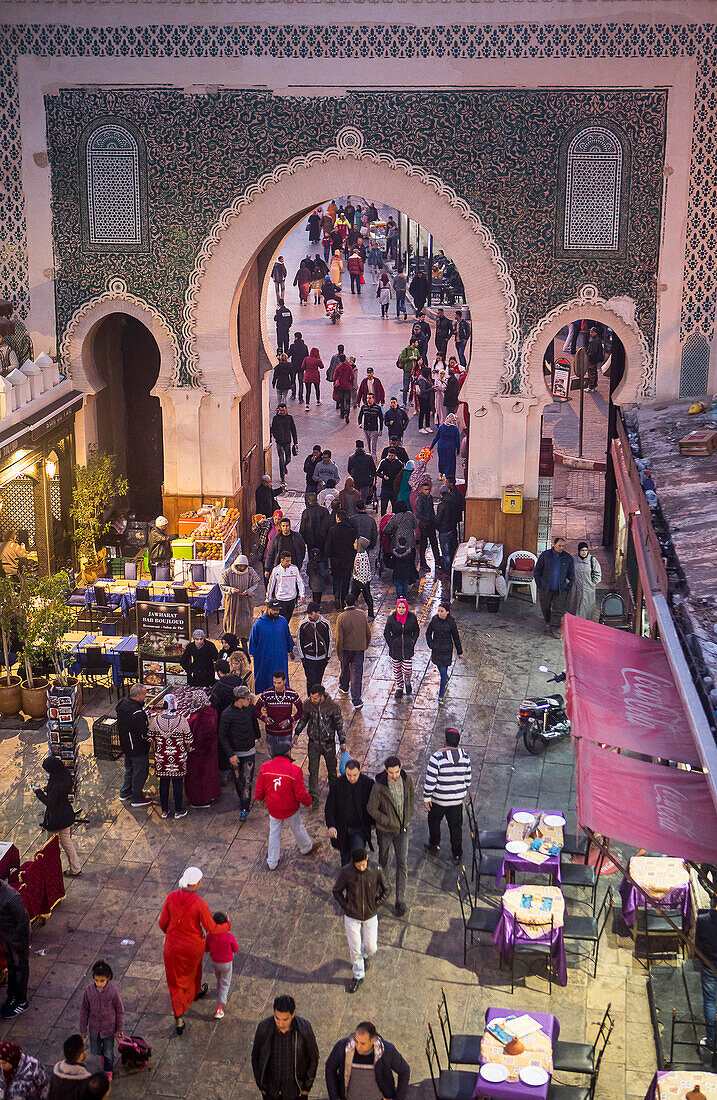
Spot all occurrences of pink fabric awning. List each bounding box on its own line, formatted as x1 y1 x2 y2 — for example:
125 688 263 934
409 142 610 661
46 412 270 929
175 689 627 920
563 615 701 767
575 738 717 864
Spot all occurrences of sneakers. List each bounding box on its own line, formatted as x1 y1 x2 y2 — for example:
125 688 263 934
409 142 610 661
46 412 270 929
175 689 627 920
119 794 131 802
339 687 349 696
424 843 440 856
348 977 363 994
394 902 407 916
240 809 248 821
174 810 188 819
215 1005 225 1019
131 799 153 808
405 682 412 695
438 696 445 705
394 688 403 700
300 840 322 857
161 810 171 819
1 1001 27 1018
451 854 462 865
353 700 363 709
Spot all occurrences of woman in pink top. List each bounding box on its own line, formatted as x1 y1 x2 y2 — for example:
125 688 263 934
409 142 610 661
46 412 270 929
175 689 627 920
204 912 239 1019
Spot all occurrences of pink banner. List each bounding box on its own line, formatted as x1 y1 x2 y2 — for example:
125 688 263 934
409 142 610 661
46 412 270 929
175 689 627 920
563 614 701 767
576 738 717 863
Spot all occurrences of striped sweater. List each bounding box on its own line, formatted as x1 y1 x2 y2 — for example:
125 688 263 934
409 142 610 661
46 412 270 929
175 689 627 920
423 747 472 806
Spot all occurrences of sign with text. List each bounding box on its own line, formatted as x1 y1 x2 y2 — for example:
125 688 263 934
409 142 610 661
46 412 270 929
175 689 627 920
137 601 190 689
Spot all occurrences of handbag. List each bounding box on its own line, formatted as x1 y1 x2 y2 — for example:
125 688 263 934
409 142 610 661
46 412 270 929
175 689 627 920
339 748 352 776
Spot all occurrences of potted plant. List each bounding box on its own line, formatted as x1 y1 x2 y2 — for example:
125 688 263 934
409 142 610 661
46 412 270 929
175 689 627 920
35 571 78 692
0 577 21 716
16 573 50 720
70 447 128 586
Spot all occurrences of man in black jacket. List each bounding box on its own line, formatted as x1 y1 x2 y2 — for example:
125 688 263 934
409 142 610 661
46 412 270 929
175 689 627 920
325 759 374 866
270 404 298 488
436 487 462 576
299 494 331 555
265 518 307 577
587 326 604 390
0 880 31 1017
435 308 453 359
332 849 388 993
295 605 333 693
251 994 319 1100
347 441 376 505
325 512 356 610
179 629 219 688
218 685 261 819
357 395 384 460
325 1022 410 1100
256 474 280 518
383 398 409 443
294 685 344 806
116 684 152 807
302 445 323 500
274 298 293 355
289 332 309 402
414 482 440 573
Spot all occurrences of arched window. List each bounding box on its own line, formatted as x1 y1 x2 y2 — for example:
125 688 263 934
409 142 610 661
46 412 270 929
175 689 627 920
81 121 147 252
679 333 710 398
557 124 628 256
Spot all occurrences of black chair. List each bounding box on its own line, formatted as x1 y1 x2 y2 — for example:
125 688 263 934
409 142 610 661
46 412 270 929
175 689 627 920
561 849 605 912
562 830 590 863
190 563 205 584
548 1023 611 1099
117 650 139 697
553 1002 614 1080
562 886 613 978
468 825 503 892
437 986 482 1066
90 585 122 631
511 914 554 995
637 898 685 966
598 592 632 631
80 646 114 699
154 565 171 582
425 1023 478 1100
124 561 137 581
99 620 118 636
173 586 189 604
456 867 499 966
466 792 507 851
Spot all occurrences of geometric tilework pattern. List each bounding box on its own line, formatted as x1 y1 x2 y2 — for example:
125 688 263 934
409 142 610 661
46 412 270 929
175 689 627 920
564 128 622 250
679 332 710 399
1 20 714 386
86 125 141 245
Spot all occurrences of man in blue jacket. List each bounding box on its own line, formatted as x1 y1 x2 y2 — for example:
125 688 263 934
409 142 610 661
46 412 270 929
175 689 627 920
325 1021 410 1099
534 535 574 636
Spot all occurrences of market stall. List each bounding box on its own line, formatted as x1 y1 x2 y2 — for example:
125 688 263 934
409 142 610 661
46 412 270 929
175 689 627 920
172 505 241 585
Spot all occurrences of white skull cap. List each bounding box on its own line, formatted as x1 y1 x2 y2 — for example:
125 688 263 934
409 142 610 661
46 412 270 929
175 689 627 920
155 516 169 527
178 867 203 888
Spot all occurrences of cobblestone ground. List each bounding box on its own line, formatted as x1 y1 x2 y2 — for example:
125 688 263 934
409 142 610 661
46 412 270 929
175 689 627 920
0 213 650 1097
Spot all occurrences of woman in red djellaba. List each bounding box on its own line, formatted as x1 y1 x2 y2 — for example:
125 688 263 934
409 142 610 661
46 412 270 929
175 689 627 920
158 866 229 1034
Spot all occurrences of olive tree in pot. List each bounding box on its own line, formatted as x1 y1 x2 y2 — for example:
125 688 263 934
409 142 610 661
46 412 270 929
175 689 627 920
0 577 21 716
70 447 128 586
35 571 78 693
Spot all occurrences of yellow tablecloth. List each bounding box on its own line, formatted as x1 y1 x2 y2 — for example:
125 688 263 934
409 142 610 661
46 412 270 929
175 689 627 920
480 1019 553 1082
630 856 689 899
655 1070 717 1098
502 885 565 940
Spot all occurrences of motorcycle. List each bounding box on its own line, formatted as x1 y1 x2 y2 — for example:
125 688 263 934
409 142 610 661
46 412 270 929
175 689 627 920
516 665 570 754
325 297 343 324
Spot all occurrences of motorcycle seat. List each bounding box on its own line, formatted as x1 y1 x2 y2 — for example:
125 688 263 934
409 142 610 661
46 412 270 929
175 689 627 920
547 694 564 706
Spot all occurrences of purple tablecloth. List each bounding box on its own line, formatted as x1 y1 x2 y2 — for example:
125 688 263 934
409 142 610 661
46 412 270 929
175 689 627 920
493 893 568 987
643 1070 717 1099
473 1007 559 1099
619 876 691 929
496 808 563 885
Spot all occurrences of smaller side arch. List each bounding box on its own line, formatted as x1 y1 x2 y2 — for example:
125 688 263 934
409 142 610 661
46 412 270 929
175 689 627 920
520 285 652 404
59 277 181 396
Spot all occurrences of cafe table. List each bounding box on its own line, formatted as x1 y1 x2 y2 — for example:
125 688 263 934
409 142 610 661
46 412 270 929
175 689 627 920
644 1070 717 1099
619 856 692 929
493 884 568 986
497 809 565 885
474 1007 559 1099
84 581 137 616
62 633 137 689
147 580 223 618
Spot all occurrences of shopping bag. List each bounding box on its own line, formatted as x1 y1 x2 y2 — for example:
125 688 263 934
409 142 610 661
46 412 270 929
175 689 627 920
339 748 352 775
360 274 365 284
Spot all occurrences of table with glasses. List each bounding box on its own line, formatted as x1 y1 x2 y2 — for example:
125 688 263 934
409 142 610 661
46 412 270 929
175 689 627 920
644 1070 717 1099
497 809 565 885
619 856 692 929
474 1007 559 1099
61 632 138 688
493 884 568 986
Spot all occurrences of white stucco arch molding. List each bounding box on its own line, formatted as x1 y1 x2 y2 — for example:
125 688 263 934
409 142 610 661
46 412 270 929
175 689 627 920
59 277 181 396
186 126 521 399
521 284 653 404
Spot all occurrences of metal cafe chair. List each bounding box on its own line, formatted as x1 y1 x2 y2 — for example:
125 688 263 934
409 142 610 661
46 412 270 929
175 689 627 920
465 792 507 851
124 561 137 581
117 650 139 697
638 897 685 967
561 887 613 979
560 849 605 912
456 867 499 966
510 914 554 996
467 825 502 893
437 986 482 1066
598 591 632 631
547 1026 611 1099
553 1002 614 1080
425 1022 478 1100
79 646 114 699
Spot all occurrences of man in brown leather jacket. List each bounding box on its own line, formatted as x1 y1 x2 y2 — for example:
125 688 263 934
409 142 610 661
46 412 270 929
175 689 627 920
332 849 388 993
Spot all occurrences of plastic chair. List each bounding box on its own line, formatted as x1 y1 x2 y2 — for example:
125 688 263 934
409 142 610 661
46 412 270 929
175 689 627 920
190 563 206 584
504 550 537 604
598 592 632 631
153 565 171 582
124 561 137 581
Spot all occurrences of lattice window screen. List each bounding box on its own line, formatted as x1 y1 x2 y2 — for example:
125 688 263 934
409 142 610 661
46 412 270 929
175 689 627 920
86 125 141 245
0 477 61 546
564 127 622 251
679 333 710 398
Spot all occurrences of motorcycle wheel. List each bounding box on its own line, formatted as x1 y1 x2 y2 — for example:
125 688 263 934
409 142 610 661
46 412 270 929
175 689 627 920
523 726 547 755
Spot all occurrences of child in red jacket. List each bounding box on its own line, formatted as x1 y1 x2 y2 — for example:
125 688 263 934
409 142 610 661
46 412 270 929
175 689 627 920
204 913 239 1019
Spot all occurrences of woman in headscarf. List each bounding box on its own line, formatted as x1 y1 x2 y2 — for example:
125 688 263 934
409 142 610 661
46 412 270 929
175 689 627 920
220 555 261 653
148 695 193 820
220 633 240 658
184 690 222 809
293 260 312 305
159 867 229 1034
408 455 432 512
330 250 344 289
430 413 461 480
383 598 420 699
569 542 602 620
0 1041 49 1099
337 476 360 517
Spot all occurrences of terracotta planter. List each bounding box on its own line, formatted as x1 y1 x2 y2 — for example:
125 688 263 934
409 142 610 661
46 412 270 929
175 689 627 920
0 676 22 717
21 679 49 720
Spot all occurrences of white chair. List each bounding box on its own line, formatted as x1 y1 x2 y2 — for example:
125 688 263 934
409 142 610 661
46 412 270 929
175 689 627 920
504 550 537 603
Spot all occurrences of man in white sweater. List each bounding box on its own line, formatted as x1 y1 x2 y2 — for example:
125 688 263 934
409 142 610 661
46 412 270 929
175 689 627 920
423 727 472 864
266 551 305 622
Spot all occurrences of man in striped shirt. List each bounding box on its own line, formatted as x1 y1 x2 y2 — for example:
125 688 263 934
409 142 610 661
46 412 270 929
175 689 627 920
423 728 472 864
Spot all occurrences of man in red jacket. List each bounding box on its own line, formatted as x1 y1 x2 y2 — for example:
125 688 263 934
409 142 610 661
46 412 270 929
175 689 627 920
255 740 321 870
356 367 386 408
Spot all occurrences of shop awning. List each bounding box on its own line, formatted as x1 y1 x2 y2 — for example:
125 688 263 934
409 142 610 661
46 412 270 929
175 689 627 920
564 614 717 863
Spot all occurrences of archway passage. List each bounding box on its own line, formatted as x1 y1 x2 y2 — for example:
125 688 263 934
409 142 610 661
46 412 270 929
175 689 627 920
92 313 164 519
